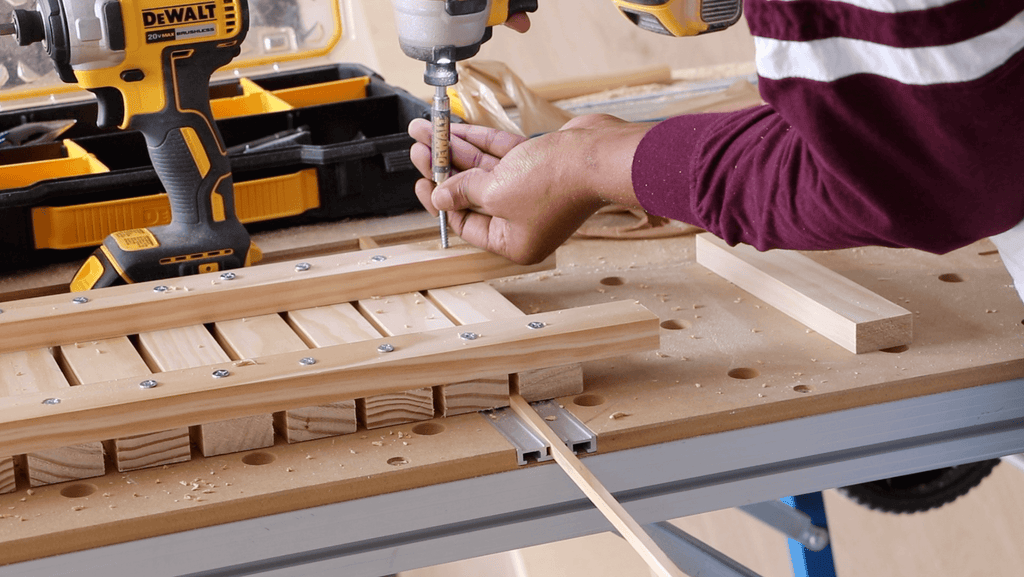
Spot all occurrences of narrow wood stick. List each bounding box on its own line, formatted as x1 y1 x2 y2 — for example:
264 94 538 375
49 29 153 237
508 394 686 577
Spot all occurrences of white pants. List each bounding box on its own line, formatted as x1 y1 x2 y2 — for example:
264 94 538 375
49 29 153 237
991 218 1024 304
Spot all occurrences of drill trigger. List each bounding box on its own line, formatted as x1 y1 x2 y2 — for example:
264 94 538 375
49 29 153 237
89 86 126 128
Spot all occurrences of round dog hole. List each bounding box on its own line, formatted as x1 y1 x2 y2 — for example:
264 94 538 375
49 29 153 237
412 422 445 436
60 483 97 498
727 368 759 380
938 273 964 283
660 319 690 330
387 457 409 466
242 452 276 466
599 277 625 286
573 394 606 407
881 345 909 353
793 385 813 394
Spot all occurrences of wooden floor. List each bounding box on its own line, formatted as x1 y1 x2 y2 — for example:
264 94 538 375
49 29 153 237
357 2 1024 576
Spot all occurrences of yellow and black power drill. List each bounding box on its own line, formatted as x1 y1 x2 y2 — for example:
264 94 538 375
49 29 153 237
0 0 258 291
612 0 742 37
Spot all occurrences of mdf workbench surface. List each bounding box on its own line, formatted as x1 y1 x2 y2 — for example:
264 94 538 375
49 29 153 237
0 211 1021 574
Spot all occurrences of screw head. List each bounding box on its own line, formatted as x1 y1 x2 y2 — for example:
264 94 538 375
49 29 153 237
42 397 61 405
295 262 311 272
459 332 479 340
0 309 4 314
72 296 89 304
377 343 395 353
153 285 169 293
220 272 236 281
139 379 158 389
370 255 387 263
527 321 546 329
299 357 317 366
212 369 231 378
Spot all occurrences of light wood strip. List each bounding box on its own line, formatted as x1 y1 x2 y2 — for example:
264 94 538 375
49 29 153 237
428 283 584 401
0 349 104 487
0 242 555 354
58 337 189 471
695 233 913 353
508 394 686 577
137 325 274 457
213 314 353 443
0 301 659 457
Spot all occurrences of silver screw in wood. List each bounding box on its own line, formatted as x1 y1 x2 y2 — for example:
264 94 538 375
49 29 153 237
370 255 387 263
72 296 89 304
153 285 169 293
220 272 236 281
299 357 316 366
527 321 546 329
295 263 311 272
377 343 395 353
139 379 158 389
212 369 231 378
42 398 61 405
459 332 479 340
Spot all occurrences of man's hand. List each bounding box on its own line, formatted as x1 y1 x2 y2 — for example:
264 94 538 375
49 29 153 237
408 114 652 264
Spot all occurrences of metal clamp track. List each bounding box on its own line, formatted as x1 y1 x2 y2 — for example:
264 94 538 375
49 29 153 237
485 399 597 465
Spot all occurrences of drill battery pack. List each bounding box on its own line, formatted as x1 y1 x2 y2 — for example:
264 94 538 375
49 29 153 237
0 1 429 272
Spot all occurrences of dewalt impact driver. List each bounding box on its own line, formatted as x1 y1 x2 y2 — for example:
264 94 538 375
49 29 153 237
0 0 259 290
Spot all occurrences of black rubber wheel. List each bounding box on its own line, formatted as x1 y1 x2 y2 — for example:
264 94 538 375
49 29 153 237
839 459 1001 514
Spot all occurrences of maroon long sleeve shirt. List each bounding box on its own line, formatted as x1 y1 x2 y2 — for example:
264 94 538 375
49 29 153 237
632 0 1024 254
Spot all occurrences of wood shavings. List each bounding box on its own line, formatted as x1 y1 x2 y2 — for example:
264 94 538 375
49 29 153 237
609 412 630 419
543 415 557 421
233 359 257 367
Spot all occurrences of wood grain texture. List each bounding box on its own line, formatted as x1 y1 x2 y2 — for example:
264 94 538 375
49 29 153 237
695 233 912 353
0 349 104 486
0 242 555 354
214 314 352 443
358 292 491 423
137 325 274 457
428 283 584 401
58 337 189 471
0 456 12 494
508 394 685 577
0 301 660 457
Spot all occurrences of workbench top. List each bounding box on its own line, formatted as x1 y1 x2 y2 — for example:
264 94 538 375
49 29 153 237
0 209 1021 568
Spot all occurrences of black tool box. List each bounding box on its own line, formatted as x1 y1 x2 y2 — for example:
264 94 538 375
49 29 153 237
0 62 429 271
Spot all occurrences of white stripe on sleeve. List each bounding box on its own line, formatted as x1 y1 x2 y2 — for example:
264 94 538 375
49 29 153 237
754 9 1024 84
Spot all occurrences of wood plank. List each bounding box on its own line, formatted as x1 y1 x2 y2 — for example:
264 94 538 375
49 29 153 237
283 304 374 436
0 301 660 457
0 349 104 487
0 242 555 354
508 394 686 577
428 283 584 401
0 456 12 494
358 292 508 421
695 233 913 353
213 314 352 443
58 337 189 471
137 325 274 457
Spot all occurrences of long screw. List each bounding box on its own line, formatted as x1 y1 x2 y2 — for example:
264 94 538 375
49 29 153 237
431 84 451 248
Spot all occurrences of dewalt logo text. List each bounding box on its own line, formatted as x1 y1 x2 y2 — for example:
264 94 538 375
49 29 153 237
142 3 216 28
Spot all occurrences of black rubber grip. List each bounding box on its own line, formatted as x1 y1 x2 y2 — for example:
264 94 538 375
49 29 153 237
508 0 539 14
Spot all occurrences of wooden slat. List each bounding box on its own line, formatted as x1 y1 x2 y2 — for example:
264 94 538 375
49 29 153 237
695 233 913 353
0 455 12 494
213 314 352 443
0 242 555 354
428 283 584 401
359 292 508 421
58 337 189 472
284 304 377 435
508 394 686 577
0 301 660 457
137 325 274 457
0 349 104 487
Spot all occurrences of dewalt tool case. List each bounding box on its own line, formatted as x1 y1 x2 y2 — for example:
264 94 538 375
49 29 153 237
0 0 428 270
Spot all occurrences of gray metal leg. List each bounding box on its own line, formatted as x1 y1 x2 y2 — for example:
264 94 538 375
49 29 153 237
644 522 765 577
738 501 830 551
